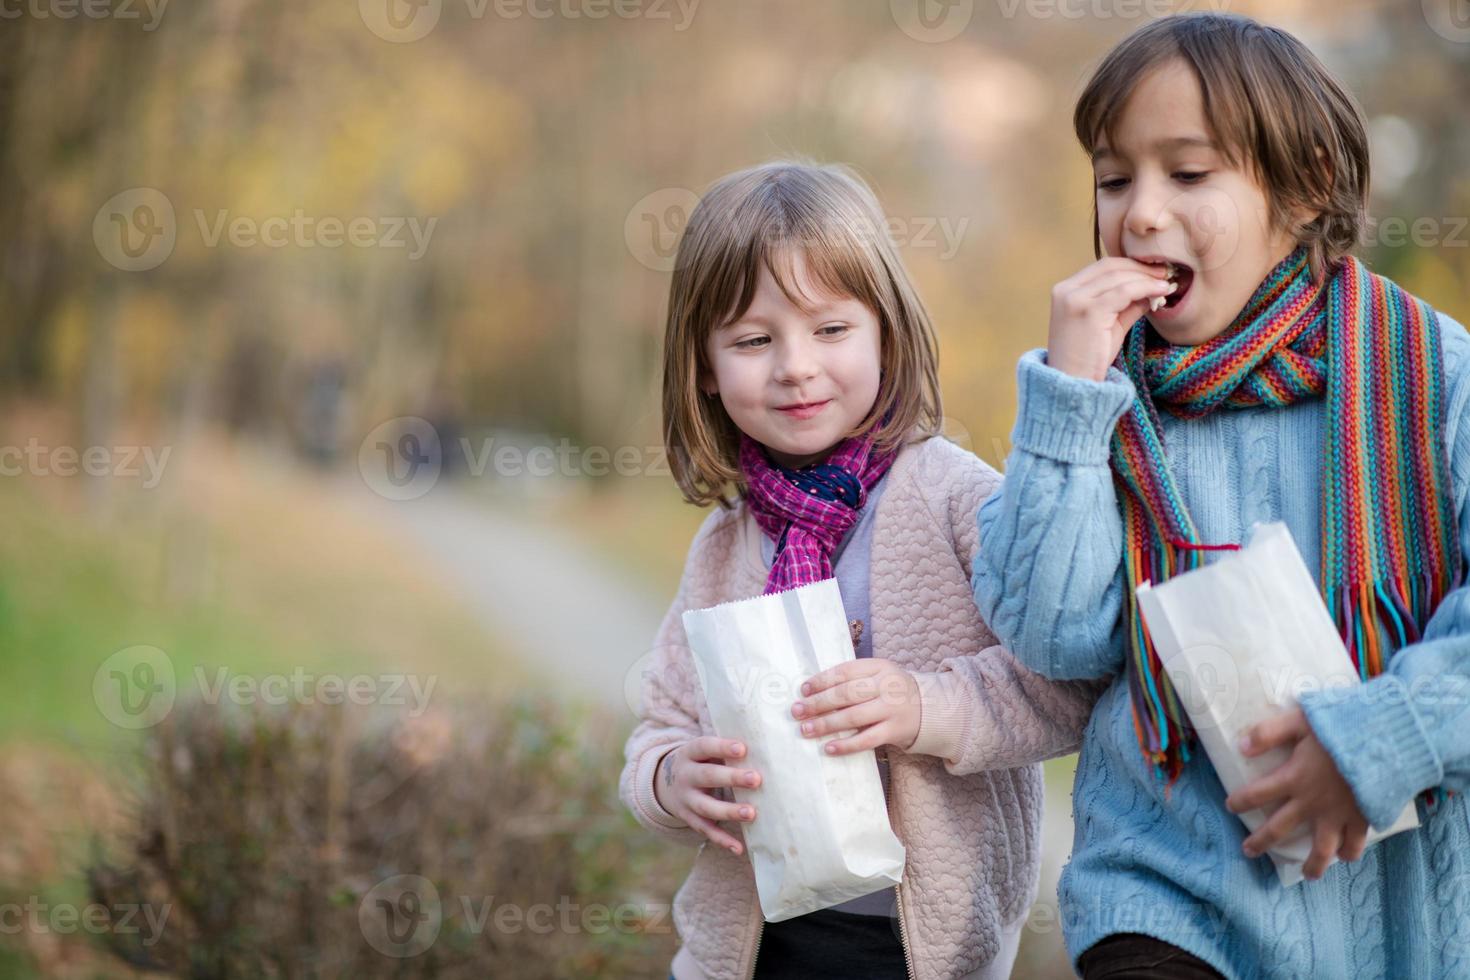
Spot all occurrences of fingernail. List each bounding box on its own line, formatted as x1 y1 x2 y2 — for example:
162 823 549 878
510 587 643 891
731 743 743 755
740 807 752 819
824 743 836 754
729 844 740 854
1238 735 1251 753
792 703 806 718
745 772 758 786
801 683 811 696
1243 844 1259 858
801 722 813 734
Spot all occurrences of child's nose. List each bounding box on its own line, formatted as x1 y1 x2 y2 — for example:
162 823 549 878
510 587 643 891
776 352 823 382
773 345 820 384
1124 183 1176 239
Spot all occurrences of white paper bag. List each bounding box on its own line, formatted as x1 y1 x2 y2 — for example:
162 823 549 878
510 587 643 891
1135 522 1420 887
681 578 906 921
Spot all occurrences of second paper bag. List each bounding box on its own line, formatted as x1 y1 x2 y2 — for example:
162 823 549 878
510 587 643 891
682 578 906 921
1136 522 1419 886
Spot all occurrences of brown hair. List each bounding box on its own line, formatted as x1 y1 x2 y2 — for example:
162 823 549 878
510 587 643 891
1073 12 1370 281
662 160 944 509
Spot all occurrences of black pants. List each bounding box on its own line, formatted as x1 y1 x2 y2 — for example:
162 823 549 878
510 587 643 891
751 907 907 979
1077 933 1228 979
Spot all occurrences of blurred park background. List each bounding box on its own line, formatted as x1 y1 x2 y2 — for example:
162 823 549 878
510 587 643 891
1 0 1468 976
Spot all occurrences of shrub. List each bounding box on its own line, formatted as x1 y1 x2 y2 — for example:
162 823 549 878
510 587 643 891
88 693 688 978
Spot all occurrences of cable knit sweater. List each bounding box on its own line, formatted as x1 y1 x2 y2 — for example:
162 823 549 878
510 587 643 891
621 432 1106 980
974 313 1470 980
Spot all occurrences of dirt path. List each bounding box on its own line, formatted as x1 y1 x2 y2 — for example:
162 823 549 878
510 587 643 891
343 478 666 719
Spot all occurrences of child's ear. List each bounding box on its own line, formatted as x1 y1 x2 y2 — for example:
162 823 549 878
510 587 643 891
1314 143 1331 185
1278 145 1331 240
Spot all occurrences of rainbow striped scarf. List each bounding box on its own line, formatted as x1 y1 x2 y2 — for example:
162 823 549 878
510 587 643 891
1112 247 1463 790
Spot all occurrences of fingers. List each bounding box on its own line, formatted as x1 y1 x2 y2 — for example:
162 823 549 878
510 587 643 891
1093 278 1175 318
1304 821 1342 880
823 721 897 756
1060 257 1170 293
795 679 869 718
683 810 746 854
1082 267 1174 300
795 668 910 720
1242 798 1307 858
685 736 746 764
798 699 890 740
1117 298 1157 333
1225 762 1296 815
1338 817 1369 863
686 788 756 827
800 659 880 698
686 761 762 791
1240 706 1309 757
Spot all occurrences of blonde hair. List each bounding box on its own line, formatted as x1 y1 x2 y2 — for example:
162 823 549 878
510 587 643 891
662 160 944 509
1074 13 1370 281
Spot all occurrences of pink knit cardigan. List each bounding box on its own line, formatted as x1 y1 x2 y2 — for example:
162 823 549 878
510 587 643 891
620 432 1105 979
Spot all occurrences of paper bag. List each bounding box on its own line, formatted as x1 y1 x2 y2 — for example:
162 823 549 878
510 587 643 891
681 578 906 921
1135 522 1419 886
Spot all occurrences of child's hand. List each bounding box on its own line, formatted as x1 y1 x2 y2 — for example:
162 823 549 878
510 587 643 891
792 658 920 756
1223 705 1371 880
1047 258 1175 381
653 736 762 855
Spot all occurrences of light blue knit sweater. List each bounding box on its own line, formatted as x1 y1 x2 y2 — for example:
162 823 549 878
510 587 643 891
974 311 1470 979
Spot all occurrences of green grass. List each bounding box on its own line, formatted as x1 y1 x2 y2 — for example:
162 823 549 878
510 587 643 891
0 472 507 751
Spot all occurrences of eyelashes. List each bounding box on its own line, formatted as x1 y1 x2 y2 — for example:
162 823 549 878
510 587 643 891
733 324 851 350
1095 172 1212 192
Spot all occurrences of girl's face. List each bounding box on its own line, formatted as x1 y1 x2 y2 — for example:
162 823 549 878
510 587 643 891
702 250 882 470
1092 58 1301 346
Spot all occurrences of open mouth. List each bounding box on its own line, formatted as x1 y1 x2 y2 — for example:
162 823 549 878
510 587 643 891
1144 259 1195 312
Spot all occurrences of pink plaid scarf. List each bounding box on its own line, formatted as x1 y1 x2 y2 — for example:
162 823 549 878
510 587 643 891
739 423 899 595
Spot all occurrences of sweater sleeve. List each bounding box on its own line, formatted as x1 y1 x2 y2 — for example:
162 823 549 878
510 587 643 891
618 512 731 849
906 439 1110 773
972 349 1137 682
1299 313 1470 830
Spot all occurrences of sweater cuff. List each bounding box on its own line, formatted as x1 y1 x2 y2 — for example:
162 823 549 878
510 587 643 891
1299 675 1443 831
634 742 692 830
907 670 973 764
1013 349 1136 466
